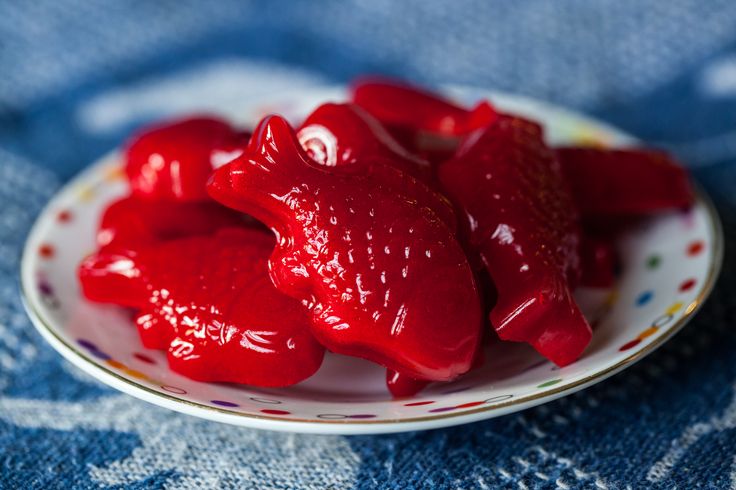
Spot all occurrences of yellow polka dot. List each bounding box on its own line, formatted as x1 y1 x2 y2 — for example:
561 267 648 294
123 368 148 380
637 327 659 340
103 165 126 182
77 186 95 202
106 360 125 369
665 302 684 315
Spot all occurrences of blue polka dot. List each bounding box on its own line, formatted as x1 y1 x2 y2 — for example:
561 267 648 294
636 291 654 306
77 339 111 360
77 339 98 351
211 400 239 407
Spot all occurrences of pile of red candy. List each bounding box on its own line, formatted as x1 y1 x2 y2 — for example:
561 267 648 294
78 78 694 396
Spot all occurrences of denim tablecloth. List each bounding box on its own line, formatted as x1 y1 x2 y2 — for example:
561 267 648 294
2 2 736 488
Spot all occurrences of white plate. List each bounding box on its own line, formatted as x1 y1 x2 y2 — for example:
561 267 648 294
20 86 723 434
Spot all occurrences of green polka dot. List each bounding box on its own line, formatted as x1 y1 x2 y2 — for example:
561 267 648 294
537 379 563 388
646 255 661 269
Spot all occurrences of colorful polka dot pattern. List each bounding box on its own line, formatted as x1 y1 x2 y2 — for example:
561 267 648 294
73 334 524 419
76 339 299 415
618 240 706 352
76 338 181 390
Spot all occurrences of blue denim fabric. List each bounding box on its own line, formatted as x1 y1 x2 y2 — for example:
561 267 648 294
1 2 736 488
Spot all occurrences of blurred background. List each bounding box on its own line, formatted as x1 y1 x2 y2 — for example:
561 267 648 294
2 0 736 200
3 2 736 489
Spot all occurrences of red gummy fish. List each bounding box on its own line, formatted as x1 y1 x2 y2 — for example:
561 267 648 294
297 102 457 230
558 147 694 288
97 196 246 251
79 228 324 386
298 102 431 182
298 102 464 395
102 115 256 251
556 147 693 219
351 77 496 162
209 115 482 382
126 116 249 202
438 115 591 366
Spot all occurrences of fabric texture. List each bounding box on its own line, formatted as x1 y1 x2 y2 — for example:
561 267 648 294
1 1 736 488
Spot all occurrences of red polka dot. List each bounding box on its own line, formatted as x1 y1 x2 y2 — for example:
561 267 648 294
404 401 435 406
133 353 156 364
39 244 55 258
455 401 485 409
619 339 642 351
679 278 697 292
261 409 290 415
687 241 705 256
57 210 73 223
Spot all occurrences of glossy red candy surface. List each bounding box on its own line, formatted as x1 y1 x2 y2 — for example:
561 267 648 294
296 103 456 229
385 370 430 398
351 77 496 136
126 116 249 202
557 147 694 218
209 115 482 381
78 78 698 394
351 77 496 162
438 115 591 366
97 195 247 250
298 102 431 181
79 228 323 386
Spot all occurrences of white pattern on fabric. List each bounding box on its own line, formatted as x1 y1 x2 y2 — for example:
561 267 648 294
0 395 361 489
648 380 736 484
3 1 736 108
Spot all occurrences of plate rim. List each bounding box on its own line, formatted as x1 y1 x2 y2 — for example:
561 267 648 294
19 88 725 435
